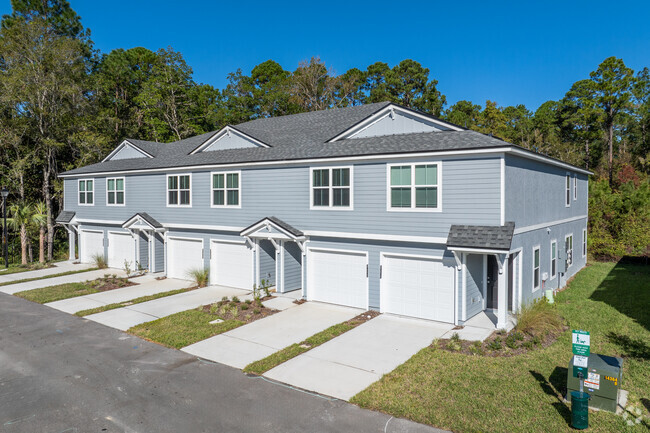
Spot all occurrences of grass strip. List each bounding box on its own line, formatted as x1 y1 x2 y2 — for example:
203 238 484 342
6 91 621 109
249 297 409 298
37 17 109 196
76 288 190 317
15 282 100 304
244 321 356 375
128 309 243 349
0 267 98 287
351 262 650 433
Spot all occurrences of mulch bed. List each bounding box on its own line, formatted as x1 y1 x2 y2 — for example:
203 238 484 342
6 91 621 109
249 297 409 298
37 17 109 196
347 310 380 325
436 324 568 357
90 275 137 291
199 296 277 323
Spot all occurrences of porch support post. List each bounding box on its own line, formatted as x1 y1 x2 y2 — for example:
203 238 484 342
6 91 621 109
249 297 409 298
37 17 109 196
482 254 487 310
461 253 467 321
496 253 509 329
68 228 76 261
254 239 260 287
279 240 285 293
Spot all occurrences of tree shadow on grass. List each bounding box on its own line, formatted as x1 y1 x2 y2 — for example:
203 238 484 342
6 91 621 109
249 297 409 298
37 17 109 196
589 258 650 333
530 369 571 425
606 332 650 360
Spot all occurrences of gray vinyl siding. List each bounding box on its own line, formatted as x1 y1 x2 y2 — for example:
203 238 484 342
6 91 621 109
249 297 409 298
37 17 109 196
307 237 454 311
510 218 588 307
202 133 260 151
154 233 164 272
111 145 148 160
505 154 588 227
138 232 148 270
63 154 501 239
352 110 451 138
283 241 302 292
465 254 484 320
259 239 276 286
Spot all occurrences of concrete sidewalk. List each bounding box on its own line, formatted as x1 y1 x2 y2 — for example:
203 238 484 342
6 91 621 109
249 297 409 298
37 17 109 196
86 285 250 331
45 275 193 314
265 314 453 401
182 302 362 369
0 261 93 285
1 268 126 295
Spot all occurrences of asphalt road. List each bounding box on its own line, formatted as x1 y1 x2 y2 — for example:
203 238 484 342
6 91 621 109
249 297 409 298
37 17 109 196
0 292 444 433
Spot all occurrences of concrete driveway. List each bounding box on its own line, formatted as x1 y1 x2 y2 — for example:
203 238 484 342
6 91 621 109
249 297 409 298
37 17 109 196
45 274 194 314
85 285 250 331
0 261 93 285
182 302 362 369
0 268 126 295
265 314 453 401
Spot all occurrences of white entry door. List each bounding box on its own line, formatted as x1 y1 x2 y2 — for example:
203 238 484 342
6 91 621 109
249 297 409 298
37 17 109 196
107 232 136 269
308 249 367 309
210 241 253 289
381 254 455 323
79 230 104 264
167 237 203 280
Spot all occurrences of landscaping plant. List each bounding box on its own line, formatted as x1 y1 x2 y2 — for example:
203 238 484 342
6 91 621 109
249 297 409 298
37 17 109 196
186 267 209 287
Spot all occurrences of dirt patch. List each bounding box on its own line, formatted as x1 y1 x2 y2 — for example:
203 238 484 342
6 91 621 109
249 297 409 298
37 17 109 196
293 298 307 305
89 275 137 292
437 323 568 357
199 295 278 323
346 310 380 326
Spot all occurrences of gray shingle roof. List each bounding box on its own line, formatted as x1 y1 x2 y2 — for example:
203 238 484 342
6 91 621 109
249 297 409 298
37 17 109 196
447 222 516 250
55 211 75 224
61 129 508 176
124 212 163 229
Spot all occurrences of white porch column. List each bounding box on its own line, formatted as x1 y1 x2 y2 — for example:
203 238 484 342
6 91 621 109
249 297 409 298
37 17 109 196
68 229 76 261
497 254 509 329
461 253 467 321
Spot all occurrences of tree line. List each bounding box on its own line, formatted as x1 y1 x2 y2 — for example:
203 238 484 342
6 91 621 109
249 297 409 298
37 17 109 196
0 0 647 265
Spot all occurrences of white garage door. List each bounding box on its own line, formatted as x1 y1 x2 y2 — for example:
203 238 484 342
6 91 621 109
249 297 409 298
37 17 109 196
80 230 104 264
382 255 455 323
210 241 253 289
167 237 203 280
107 232 136 269
308 249 367 309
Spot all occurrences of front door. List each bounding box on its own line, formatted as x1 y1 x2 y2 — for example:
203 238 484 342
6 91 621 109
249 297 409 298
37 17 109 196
487 255 499 309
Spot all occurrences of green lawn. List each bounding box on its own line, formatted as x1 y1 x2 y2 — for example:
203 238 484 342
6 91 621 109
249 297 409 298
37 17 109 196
0 267 98 287
352 261 650 433
128 310 243 349
0 263 54 275
75 288 191 317
15 282 100 303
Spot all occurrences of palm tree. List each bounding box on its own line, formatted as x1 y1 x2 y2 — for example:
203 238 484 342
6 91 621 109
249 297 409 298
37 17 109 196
8 202 32 265
31 202 47 263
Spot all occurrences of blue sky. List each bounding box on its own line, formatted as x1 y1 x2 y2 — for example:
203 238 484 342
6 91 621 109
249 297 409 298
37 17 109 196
3 0 649 111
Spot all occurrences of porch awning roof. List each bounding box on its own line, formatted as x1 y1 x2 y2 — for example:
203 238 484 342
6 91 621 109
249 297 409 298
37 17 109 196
122 212 164 231
240 216 304 240
447 222 515 251
55 211 76 224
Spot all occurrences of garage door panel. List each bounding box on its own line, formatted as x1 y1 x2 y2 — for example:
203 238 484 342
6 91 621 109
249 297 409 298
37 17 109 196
210 241 253 289
308 249 367 309
80 230 104 264
108 232 135 269
383 255 455 323
168 237 203 280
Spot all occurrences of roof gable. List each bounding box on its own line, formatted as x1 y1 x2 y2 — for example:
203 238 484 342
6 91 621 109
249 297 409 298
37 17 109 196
190 126 269 154
103 140 153 162
241 216 304 240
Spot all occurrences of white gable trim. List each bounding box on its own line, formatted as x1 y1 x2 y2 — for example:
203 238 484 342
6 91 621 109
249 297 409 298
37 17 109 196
240 218 304 241
102 140 153 162
122 214 164 232
328 104 463 142
190 126 270 155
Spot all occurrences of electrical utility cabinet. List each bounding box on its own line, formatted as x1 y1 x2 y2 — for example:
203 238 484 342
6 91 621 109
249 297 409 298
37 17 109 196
567 353 623 412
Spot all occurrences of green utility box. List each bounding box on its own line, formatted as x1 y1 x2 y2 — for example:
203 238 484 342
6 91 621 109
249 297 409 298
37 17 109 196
567 353 623 412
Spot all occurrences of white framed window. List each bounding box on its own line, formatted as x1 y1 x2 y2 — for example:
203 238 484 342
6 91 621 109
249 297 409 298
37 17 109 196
573 175 578 200
533 246 541 291
310 166 353 209
387 162 441 211
565 234 574 268
550 240 557 279
106 177 125 206
211 171 241 208
565 174 571 207
78 179 94 206
167 174 191 207
582 229 587 258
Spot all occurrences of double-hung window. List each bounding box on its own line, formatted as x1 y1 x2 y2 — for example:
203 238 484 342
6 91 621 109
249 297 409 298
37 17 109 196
533 246 541 291
78 179 94 205
388 163 440 210
582 229 587 258
311 167 352 209
565 234 574 268
565 175 571 207
573 175 578 201
167 174 191 206
550 240 557 279
212 171 240 207
106 177 125 206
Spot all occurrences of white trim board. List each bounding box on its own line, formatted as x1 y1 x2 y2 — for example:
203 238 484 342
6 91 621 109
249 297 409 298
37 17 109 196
304 230 447 244
102 140 153 162
513 215 587 235
190 127 269 154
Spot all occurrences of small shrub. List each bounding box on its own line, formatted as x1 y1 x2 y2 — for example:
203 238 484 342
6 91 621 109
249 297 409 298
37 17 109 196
245 299 252 305
232 296 240 303
221 296 229 302
186 267 209 287
469 341 484 356
516 298 564 337
505 334 518 349
522 340 534 350
513 331 525 341
488 337 502 351
446 340 461 351
240 304 249 310
450 332 461 342
93 254 107 269
531 335 542 346
123 260 132 275
253 308 261 314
